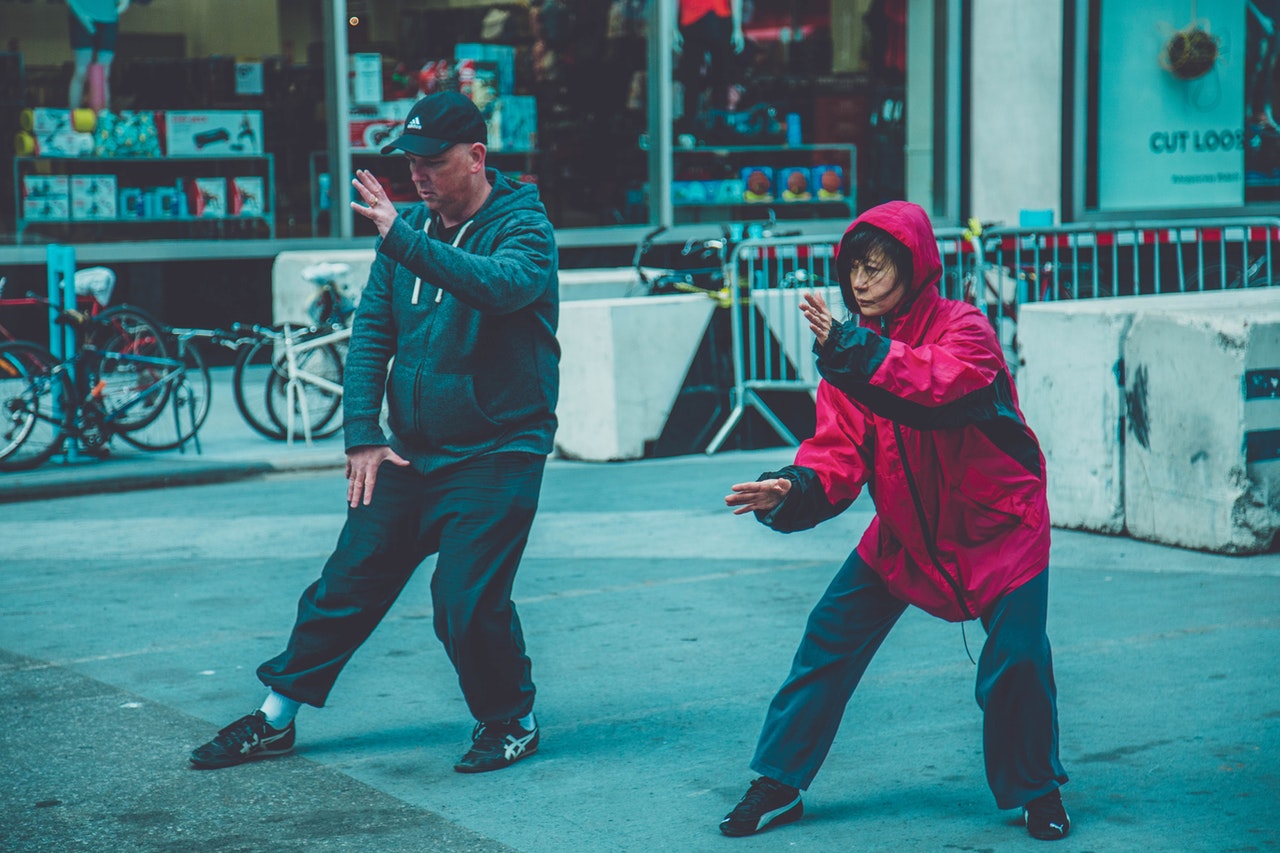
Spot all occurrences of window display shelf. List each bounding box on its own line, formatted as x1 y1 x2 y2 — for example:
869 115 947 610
670 144 856 224
13 155 275 243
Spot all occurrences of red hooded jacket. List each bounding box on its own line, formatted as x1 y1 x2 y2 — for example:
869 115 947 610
759 201 1051 621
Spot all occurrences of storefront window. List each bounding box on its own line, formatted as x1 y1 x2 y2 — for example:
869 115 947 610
4 0 327 244
1084 0 1279 213
343 0 653 232
2 0 921 247
668 0 908 224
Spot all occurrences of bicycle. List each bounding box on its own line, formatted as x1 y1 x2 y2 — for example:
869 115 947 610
0 266 117 344
232 322 347 443
0 302 210 470
229 262 357 442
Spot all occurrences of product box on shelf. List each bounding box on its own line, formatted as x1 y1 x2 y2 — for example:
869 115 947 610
70 175 118 219
118 187 145 217
22 175 70 202
350 53 383 104
672 181 710 206
24 198 71 221
710 178 746 205
191 178 227 217
20 108 94 156
164 111 264 156
151 184 187 218
92 110 163 158
458 60 500 117
490 94 537 152
232 177 265 216
779 167 813 202
741 167 775 203
454 43 515 94
348 100 415 152
813 165 846 200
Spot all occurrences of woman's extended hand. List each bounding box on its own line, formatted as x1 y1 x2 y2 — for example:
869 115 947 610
725 477 792 515
799 291 834 347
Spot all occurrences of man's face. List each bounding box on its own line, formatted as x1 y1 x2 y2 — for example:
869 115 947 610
406 143 480 210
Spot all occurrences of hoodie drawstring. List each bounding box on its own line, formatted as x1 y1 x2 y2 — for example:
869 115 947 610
411 217 474 306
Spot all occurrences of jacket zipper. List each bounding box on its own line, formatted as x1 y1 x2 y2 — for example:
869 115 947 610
893 422 976 620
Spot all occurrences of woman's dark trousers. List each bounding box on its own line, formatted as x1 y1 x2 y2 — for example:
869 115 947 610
750 551 1068 808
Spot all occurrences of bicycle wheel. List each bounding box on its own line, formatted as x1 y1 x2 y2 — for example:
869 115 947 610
0 341 72 471
85 305 173 432
116 340 212 452
265 341 344 440
232 332 290 440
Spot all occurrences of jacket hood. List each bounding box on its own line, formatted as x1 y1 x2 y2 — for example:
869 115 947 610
834 201 942 321
456 169 545 230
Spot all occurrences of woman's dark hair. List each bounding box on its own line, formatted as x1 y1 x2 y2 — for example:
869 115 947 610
835 222 913 289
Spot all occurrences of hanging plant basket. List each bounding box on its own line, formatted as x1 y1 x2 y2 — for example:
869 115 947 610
1161 22 1219 80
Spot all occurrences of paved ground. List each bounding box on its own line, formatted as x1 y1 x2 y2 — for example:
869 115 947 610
1 369 1278 852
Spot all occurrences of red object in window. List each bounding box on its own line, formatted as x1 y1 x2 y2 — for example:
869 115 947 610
679 0 731 27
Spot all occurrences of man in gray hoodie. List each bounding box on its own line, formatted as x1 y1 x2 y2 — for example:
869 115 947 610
190 92 559 775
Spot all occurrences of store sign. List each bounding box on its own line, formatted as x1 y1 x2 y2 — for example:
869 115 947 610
1098 0 1245 210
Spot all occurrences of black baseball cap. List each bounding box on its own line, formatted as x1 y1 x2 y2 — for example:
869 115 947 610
381 91 488 156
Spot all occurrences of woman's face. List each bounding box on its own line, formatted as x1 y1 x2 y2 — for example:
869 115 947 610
848 249 907 317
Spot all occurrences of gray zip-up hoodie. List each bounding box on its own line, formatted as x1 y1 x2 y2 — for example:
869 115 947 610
342 169 559 473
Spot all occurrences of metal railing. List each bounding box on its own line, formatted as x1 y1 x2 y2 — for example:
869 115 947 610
703 217 1280 454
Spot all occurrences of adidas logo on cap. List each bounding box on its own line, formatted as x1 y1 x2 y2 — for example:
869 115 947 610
407 116 422 129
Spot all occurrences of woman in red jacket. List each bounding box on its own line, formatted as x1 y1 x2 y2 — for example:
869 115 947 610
719 201 1070 841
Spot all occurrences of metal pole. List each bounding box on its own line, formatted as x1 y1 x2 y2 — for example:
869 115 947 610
647 0 674 228
46 243 78 461
323 0 354 238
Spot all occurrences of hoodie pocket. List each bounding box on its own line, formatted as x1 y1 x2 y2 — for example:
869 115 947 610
415 371 503 449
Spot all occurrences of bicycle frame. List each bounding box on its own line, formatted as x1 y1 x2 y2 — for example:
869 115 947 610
14 345 185 458
278 323 350 444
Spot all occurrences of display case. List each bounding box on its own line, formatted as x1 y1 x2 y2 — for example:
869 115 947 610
671 144 856 223
14 155 275 242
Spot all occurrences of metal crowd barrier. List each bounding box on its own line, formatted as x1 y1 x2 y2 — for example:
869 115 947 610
703 218 1280 454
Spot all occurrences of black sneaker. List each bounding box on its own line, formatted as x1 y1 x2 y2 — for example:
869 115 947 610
189 711 295 769
453 717 539 773
1024 788 1071 840
720 777 804 837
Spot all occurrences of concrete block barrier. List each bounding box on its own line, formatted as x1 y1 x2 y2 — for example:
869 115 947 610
1017 303 1131 533
555 294 715 461
1123 305 1280 553
1018 288 1280 550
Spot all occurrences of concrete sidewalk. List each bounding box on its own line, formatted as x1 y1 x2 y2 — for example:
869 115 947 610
1 369 1278 852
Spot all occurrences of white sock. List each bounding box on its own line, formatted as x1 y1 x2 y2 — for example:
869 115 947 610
259 690 302 729
518 711 536 731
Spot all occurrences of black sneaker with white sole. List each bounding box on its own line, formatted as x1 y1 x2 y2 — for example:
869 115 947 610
189 710 295 769
1023 787 1071 840
453 717 539 773
720 777 804 837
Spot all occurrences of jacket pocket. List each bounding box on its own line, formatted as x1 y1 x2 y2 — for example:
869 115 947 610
415 371 503 449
